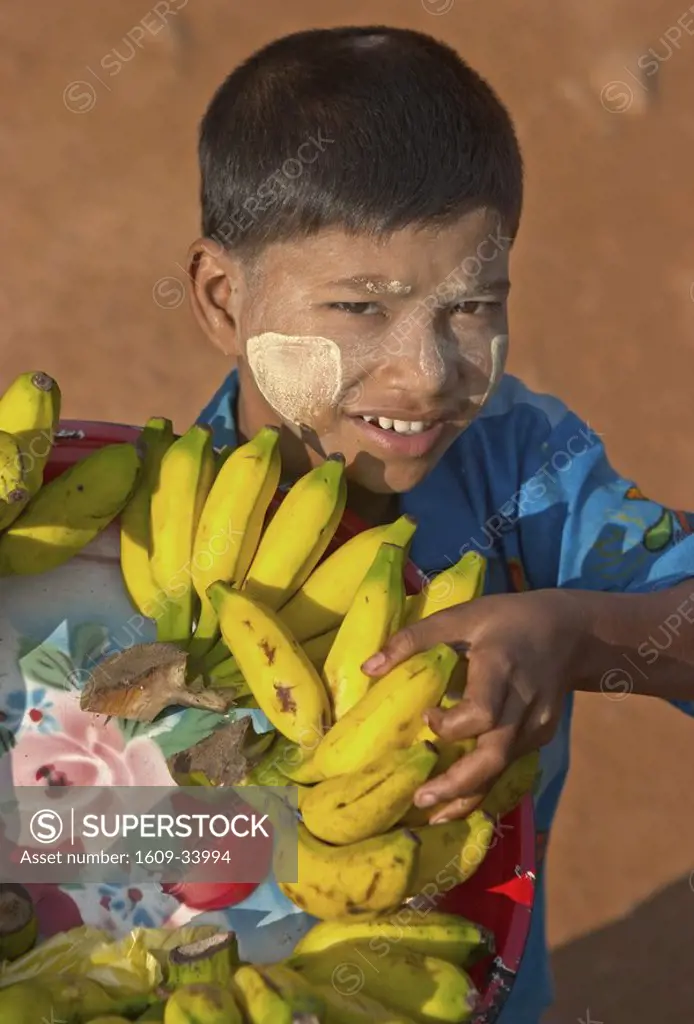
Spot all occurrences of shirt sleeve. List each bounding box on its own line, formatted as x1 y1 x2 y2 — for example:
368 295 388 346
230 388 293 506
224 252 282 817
513 396 694 716
196 371 238 450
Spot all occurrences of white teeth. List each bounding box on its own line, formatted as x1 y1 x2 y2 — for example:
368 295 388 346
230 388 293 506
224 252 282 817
360 415 431 434
393 419 425 434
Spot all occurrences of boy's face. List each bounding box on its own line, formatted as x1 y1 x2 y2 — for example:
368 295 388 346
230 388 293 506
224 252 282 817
191 209 511 495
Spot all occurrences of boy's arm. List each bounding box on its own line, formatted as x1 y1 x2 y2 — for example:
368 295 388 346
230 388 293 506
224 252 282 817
362 394 694 820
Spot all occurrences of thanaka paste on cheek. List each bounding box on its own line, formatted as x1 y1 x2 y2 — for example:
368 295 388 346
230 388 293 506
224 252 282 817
486 333 508 398
245 332 343 428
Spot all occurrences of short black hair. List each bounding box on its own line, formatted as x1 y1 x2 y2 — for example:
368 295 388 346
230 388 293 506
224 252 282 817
198 25 523 257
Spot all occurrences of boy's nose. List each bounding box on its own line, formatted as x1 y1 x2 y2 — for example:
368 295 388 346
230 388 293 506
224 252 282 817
383 329 460 393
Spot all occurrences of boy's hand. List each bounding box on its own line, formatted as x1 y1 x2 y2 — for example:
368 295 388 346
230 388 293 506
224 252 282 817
361 590 585 824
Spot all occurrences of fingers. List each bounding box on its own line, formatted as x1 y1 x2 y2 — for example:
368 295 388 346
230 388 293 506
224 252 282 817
361 605 475 676
415 685 529 821
423 648 513 742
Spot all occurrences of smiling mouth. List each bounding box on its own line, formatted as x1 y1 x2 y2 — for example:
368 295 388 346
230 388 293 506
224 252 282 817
356 415 435 435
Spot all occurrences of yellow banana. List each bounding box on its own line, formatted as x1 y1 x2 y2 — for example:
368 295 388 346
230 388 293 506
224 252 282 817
322 541 406 719
302 626 340 670
266 733 326 784
480 749 541 820
164 983 243 1023
406 809 495 898
259 963 412 1024
149 424 216 644
279 513 417 642
276 822 420 920
288 942 479 1023
399 738 477 827
188 425 281 659
293 908 494 966
206 625 338 695
120 416 175 617
242 453 347 610
0 443 140 576
232 963 323 1024
0 429 26 507
208 582 331 743
313 644 458 779
0 370 61 529
401 746 539 827
301 741 438 845
404 551 486 625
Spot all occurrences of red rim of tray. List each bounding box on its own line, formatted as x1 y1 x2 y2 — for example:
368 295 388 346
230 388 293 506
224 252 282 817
46 420 536 1024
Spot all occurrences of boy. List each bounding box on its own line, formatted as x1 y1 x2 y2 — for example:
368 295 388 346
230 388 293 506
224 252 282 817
188 26 694 1022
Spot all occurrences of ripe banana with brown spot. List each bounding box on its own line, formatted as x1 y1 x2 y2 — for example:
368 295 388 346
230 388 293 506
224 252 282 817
301 741 438 844
208 582 331 743
313 644 458 779
275 822 420 920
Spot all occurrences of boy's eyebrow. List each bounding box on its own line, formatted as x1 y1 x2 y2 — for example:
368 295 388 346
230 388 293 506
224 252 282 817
325 275 511 297
326 275 414 296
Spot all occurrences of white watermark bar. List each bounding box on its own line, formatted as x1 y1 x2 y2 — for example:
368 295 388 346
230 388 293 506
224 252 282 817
0 786 298 884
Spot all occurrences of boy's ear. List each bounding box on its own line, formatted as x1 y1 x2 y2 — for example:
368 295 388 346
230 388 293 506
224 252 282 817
186 237 245 357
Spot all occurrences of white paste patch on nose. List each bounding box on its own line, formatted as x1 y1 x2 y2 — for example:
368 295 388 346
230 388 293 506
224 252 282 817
246 332 343 426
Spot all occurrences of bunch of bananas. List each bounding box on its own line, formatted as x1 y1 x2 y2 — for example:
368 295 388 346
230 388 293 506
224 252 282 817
0 915 498 1022
0 369 540 1022
0 370 141 574
146 425 539 929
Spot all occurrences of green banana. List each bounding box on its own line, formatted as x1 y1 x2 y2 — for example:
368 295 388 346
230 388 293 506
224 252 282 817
288 941 479 1023
0 442 141 576
259 963 412 1024
232 963 323 1023
163 983 243 1023
293 908 494 966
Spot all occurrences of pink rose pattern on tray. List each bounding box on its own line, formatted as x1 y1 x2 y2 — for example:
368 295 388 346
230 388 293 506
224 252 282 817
0 619 311 957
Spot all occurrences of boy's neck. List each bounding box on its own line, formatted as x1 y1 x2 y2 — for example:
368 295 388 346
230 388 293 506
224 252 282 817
236 385 399 528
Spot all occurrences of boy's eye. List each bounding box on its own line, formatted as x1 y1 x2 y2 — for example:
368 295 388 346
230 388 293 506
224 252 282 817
330 302 382 315
451 300 504 316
